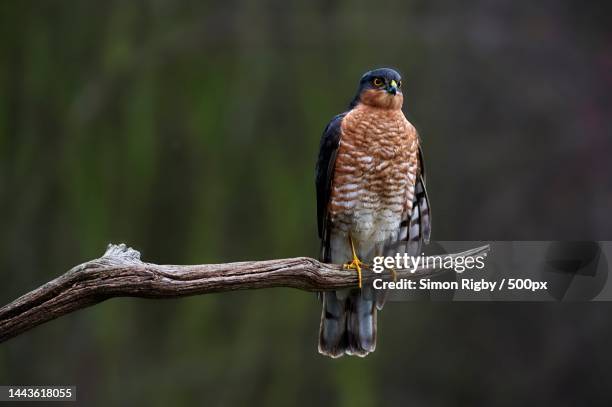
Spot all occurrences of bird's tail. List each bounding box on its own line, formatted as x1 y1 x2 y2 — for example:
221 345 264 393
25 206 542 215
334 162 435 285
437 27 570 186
318 288 377 358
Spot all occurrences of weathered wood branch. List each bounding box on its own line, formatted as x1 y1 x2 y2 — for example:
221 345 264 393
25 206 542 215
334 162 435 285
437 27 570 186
0 243 489 344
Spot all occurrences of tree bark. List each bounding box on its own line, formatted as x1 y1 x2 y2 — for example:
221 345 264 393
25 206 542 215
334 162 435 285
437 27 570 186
0 243 489 343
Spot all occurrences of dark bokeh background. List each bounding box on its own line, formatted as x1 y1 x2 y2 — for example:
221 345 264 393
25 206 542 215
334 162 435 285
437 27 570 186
1 1 611 406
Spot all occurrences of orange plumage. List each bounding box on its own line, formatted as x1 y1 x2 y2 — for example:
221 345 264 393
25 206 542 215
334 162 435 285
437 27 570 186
329 103 420 241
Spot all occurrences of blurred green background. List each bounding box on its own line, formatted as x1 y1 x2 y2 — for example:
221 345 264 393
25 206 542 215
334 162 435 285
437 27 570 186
1 0 611 406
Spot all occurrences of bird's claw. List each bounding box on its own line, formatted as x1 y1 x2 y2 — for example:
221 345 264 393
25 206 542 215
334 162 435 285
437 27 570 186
388 266 397 283
343 257 367 288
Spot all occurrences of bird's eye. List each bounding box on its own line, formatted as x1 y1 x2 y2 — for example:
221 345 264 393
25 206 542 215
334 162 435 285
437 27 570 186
372 78 384 87
397 80 402 88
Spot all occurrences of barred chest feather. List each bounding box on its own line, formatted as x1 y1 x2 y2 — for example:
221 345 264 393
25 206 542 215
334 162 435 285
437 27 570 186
329 104 419 244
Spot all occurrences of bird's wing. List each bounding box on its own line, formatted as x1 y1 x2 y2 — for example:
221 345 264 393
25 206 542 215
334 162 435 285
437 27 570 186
376 139 431 310
387 139 431 253
411 144 431 244
315 113 346 262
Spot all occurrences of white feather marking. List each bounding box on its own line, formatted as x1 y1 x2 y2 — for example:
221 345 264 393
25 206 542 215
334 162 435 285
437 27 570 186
332 200 356 208
335 183 360 191
337 191 360 201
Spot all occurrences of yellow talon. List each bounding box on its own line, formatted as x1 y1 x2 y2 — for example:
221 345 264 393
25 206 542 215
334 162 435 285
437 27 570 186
389 266 397 283
343 234 365 288
344 257 364 288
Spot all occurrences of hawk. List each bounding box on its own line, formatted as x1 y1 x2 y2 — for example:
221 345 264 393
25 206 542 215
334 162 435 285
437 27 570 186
315 68 431 357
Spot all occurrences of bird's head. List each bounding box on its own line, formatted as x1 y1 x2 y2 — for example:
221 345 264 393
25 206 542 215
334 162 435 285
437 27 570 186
351 68 403 110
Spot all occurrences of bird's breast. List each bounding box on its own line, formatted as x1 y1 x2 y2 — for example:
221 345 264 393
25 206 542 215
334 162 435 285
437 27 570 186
329 106 419 242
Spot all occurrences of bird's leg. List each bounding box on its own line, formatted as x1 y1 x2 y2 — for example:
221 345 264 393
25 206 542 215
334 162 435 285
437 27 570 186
388 265 397 283
387 246 397 282
343 234 366 288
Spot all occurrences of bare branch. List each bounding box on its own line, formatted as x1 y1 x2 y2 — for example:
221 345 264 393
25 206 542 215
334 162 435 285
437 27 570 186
0 243 490 343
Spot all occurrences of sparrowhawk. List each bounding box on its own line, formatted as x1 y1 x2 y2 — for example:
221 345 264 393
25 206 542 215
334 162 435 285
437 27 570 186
315 67 431 357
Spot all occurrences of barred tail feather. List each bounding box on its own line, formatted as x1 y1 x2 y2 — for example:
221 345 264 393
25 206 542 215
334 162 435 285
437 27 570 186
346 289 377 356
318 292 347 358
319 289 377 358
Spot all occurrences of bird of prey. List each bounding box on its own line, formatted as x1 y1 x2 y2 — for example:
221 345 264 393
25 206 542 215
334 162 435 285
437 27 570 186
315 68 431 358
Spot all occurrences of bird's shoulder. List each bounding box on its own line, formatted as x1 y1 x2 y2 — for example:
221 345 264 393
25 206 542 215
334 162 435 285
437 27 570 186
315 111 349 238
317 112 347 154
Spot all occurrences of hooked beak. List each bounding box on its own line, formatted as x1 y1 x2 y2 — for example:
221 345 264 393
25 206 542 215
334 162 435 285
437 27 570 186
386 79 398 95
